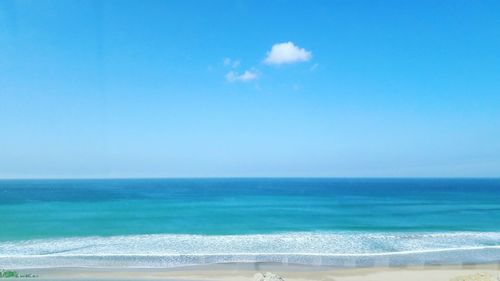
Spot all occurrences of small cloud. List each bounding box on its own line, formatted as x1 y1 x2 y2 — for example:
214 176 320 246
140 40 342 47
223 57 240 68
264 42 312 65
225 70 259 82
292 84 301 92
309 63 319 71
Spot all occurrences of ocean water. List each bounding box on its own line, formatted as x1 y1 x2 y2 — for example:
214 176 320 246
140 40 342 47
1 178 500 268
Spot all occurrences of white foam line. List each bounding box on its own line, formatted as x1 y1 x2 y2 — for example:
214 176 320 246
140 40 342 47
5 231 500 241
1 245 500 258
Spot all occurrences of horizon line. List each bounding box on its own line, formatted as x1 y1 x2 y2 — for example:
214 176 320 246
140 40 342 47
0 176 499 181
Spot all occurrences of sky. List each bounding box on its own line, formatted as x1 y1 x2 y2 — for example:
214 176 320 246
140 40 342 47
0 0 499 178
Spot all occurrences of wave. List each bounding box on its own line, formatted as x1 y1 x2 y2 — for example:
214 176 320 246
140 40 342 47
1 232 500 268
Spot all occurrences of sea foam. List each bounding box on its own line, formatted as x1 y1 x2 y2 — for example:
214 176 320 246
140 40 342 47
1 232 500 268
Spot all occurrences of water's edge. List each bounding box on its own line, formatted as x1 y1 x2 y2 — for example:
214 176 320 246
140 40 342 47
2 232 500 268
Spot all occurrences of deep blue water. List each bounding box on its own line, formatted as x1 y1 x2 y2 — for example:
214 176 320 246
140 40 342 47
1 178 500 267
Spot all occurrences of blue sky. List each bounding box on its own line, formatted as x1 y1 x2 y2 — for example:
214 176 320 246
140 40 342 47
0 0 499 178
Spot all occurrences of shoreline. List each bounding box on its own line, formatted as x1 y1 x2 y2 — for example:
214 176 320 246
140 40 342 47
10 263 500 281
3 232 500 269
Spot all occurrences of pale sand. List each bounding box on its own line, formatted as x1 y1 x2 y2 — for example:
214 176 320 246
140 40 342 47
14 263 500 281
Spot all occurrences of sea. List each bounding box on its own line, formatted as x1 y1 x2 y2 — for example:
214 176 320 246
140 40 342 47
1 178 500 268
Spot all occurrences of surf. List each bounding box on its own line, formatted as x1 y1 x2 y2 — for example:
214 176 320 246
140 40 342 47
1 232 500 268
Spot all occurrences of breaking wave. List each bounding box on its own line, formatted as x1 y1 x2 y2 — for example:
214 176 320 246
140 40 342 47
1 232 500 268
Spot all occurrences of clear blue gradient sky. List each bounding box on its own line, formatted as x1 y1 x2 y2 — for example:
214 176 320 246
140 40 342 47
1 0 499 178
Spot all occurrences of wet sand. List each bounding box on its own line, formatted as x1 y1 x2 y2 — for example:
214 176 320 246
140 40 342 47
14 262 500 281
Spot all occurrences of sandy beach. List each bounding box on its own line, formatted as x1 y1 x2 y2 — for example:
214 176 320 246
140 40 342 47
14 263 500 281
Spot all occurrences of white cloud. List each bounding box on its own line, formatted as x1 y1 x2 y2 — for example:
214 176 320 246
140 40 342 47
264 42 312 65
225 70 259 82
223 57 240 68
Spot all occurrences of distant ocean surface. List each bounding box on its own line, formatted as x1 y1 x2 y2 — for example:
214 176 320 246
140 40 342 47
1 178 500 268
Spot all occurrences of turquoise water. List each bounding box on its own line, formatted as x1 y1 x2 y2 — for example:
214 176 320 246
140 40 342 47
1 178 500 267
